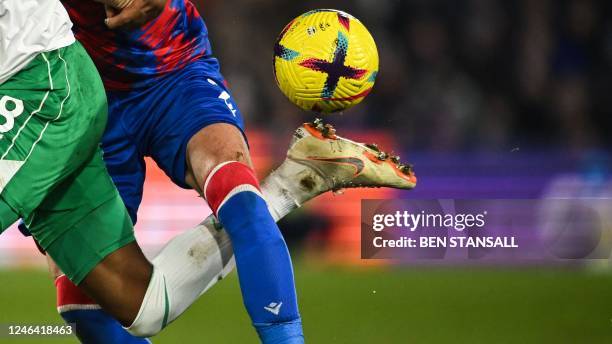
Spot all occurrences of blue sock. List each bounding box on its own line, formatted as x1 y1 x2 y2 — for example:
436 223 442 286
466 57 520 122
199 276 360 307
206 162 304 344
61 309 150 344
255 319 305 344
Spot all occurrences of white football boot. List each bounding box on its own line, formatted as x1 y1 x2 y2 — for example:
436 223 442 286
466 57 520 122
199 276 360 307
261 118 417 218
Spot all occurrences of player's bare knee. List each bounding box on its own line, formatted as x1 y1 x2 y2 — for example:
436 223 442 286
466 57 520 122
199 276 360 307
205 146 251 169
186 123 252 191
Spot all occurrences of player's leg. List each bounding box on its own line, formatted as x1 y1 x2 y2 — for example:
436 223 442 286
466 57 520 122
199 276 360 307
143 65 303 342
45 192 237 338
184 123 304 343
135 53 304 340
38 145 235 337
46 83 231 342
49 253 150 344
49 208 234 343
50 86 151 344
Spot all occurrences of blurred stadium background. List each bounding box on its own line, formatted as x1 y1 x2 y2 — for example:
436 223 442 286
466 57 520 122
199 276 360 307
1 0 612 342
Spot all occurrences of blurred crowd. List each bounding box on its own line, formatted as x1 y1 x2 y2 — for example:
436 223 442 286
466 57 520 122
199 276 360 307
195 0 611 152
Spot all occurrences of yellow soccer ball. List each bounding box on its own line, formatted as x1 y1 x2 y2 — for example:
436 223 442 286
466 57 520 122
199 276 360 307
273 9 379 113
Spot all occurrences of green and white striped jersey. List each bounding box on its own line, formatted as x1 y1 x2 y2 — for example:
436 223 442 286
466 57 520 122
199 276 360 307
0 0 75 84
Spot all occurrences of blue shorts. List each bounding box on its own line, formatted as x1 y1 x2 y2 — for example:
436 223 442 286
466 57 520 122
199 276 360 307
102 57 245 223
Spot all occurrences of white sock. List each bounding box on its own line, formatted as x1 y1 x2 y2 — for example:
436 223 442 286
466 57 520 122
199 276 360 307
125 223 234 337
126 162 318 336
261 173 299 222
125 267 167 337
261 159 327 221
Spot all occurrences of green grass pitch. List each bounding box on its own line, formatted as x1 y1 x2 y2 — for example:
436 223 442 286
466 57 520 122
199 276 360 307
1 262 611 343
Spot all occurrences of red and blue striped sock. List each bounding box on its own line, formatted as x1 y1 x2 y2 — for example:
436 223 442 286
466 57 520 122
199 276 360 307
56 275 151 344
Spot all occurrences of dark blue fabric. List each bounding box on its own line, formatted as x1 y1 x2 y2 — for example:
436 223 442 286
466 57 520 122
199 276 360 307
101 57 245 223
